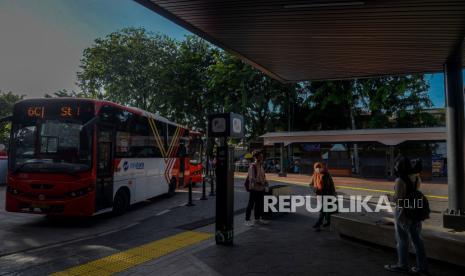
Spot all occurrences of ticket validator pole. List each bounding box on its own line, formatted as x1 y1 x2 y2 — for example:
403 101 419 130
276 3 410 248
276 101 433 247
208 113 244 246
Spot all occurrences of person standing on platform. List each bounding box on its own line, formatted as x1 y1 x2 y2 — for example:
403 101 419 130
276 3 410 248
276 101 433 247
244 151 269 226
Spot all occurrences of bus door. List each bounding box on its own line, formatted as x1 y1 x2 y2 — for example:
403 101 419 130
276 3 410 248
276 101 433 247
96 125 114 211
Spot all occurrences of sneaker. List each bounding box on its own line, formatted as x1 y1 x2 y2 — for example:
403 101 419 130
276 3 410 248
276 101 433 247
384 264 409 273
256 219 270 225
245 220 255 227
410 267 431 276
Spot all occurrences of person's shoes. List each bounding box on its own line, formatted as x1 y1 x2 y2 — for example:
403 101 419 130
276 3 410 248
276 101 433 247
313 223 321 229
244 220 254 227
322 222 330 228
410 267 431 276
384 264 409 273
256 219 270 225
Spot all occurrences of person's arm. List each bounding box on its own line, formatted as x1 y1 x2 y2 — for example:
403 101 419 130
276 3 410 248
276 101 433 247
263 165 269 187
393 178 405 202
416 175 422 190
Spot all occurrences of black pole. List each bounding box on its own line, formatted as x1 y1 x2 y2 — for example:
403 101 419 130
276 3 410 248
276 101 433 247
215 138 234 245
210 164 216 196
279 143 287 177
179 155 185 191
179 143 194 207
187 179 195 206
210 140 216 196
201 178 208 200
443 39 465 230
201 173 208 200
200 138 208 200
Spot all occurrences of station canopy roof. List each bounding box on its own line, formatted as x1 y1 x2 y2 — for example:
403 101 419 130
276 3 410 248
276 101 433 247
136 0 465 82
261 127 447 146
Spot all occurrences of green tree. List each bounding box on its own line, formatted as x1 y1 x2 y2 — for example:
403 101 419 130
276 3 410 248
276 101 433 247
0 91 24 146
301 75 436 130
302 80 356 130
165 35 216 129
76 27 438 140
77 27 177 112
355 75 436 128
207 52 299 138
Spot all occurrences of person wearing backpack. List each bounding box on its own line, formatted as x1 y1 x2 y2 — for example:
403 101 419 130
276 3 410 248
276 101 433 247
309 162 336 231
244 151 269 226
385 156 430 275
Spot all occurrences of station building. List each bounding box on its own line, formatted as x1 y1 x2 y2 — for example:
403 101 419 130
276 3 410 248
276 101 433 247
261 127 446 180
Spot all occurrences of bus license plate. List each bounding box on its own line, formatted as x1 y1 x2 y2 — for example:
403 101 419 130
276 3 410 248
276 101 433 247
31 204 48 209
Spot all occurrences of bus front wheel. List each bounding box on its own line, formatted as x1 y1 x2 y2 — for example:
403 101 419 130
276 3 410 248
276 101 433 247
113 189 130 215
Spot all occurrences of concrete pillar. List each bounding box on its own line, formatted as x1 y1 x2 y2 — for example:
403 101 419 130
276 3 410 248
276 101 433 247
279 143 287 177
388 145 395 179
443 39 465 230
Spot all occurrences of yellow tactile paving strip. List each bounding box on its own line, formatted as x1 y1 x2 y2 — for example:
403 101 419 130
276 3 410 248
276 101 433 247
335 185 448 199
50 231 212 276
236 174 448 199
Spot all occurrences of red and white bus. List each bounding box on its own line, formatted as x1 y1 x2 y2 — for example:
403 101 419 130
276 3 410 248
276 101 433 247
5 98 203 216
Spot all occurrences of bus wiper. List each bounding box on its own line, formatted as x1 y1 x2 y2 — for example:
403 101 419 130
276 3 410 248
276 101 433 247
12 161 47 175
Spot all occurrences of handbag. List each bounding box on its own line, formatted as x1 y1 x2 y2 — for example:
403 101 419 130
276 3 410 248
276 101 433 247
244 164 257 192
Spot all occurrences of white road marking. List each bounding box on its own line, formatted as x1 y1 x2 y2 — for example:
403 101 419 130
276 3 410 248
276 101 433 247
155 209 171 216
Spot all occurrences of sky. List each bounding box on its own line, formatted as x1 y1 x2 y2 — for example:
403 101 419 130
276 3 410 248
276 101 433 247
0 0 463 107
0 0 189 98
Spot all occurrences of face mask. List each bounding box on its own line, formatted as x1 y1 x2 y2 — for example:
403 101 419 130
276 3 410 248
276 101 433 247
315 168 321 173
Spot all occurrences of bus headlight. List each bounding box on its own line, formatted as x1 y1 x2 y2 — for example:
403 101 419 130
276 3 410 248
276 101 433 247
67 186 93 198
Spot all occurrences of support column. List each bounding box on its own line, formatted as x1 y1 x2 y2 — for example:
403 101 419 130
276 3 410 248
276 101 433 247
279 143 287 177
388 145 395 180
443 40 465 230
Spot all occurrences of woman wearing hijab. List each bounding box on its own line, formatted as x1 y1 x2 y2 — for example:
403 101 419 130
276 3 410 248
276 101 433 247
245 151 269 226
309 162 336 231
384 156 429 275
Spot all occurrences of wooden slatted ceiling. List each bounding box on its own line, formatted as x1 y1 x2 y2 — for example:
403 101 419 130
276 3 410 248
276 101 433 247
136 0 465 82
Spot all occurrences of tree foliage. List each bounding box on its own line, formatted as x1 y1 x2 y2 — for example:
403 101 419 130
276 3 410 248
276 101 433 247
77 28 177 112
303 76 437 130
75 27 439 139
0 91 24 146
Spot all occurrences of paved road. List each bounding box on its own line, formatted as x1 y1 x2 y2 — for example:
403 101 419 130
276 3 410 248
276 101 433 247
240 173 449 227
0 176 456 275
0 180 252 275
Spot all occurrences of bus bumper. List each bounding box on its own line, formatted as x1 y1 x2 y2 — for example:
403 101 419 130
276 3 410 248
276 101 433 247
5 192 96 216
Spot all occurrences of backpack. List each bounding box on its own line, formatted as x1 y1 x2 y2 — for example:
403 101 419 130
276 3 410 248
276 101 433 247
244 164 257 192
402 176 430 221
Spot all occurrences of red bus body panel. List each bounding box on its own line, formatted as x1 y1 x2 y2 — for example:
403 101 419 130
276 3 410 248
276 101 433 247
5 99 203 216
5 172 96 216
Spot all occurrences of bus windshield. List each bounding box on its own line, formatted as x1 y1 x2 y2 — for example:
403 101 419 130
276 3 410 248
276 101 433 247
10 100 94 173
